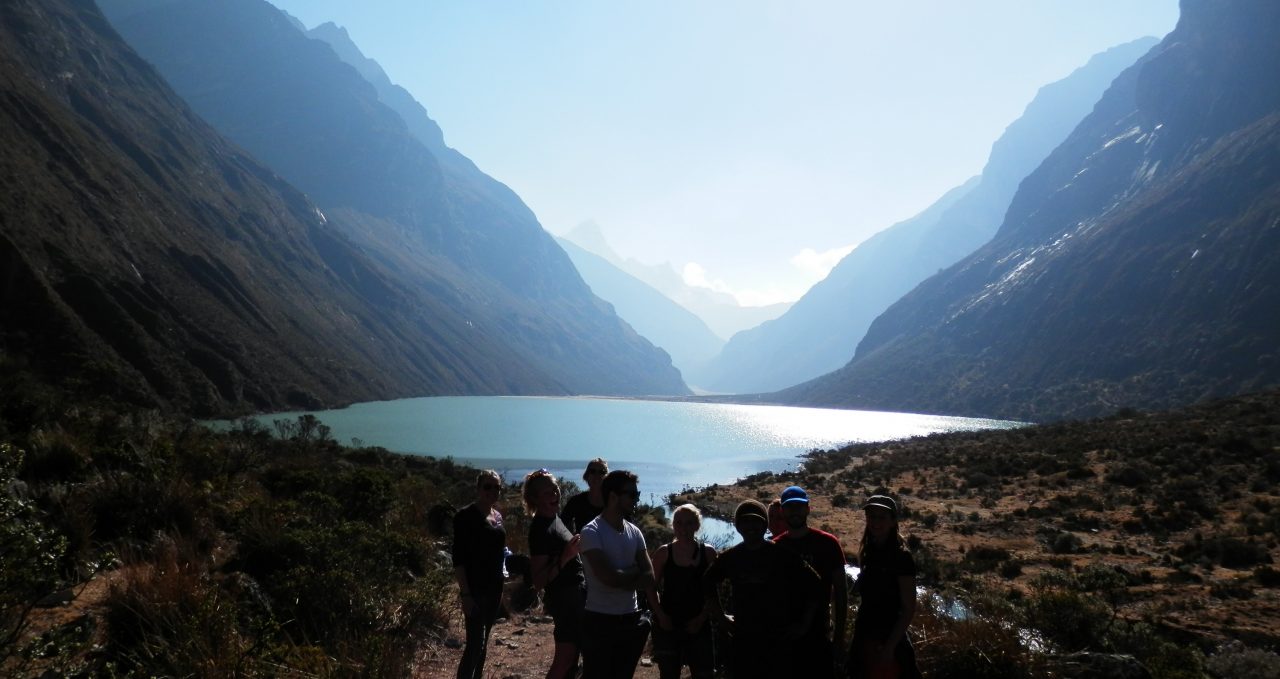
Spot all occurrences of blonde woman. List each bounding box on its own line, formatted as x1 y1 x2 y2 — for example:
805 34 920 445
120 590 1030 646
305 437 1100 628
647 504 717 679
452 470 506 679
524 469 585 679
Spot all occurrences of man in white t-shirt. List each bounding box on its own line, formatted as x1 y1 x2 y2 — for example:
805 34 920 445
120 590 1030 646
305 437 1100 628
579 469 654 679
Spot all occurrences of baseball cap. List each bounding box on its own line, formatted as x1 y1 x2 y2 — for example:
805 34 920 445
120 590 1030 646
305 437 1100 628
780 486 809 505
863 494 898 514
734 500 769 525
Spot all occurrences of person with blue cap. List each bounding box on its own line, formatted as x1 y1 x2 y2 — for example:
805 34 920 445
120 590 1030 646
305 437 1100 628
773 485 849 678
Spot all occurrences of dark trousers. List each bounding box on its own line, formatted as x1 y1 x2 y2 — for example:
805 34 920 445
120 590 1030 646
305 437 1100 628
456 591 501 679
653 623 714 679
727 630 785 679
794 630 836 679
581 610 651 679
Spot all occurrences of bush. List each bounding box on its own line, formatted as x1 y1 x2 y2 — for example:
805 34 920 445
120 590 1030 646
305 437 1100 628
1050 532 1083 555
1206 641 1280 679
1 444 69 661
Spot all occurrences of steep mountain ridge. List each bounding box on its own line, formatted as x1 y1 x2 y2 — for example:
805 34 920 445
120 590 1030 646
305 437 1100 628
693 39 1157 394
95 0 687 397
781 0 1280 420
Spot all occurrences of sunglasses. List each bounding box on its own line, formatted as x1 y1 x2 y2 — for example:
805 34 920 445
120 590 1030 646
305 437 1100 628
480 483 502 492
586 468 607 475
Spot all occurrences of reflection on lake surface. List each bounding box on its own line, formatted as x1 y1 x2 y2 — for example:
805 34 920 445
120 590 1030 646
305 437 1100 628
246 396 1021 523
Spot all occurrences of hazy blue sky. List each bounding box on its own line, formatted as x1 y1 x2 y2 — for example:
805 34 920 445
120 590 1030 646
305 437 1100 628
270 1 1179 306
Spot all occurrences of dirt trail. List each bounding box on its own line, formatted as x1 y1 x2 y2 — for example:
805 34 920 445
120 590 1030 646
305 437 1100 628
416 607 665 679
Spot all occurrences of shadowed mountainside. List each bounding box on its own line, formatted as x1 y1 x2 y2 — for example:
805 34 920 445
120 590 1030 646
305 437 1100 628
0 0 681 417
95 0 687 399
693 39 1157 394
780 0 1280 421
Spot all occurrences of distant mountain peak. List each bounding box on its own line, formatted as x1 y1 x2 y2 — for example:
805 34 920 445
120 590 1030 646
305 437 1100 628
563 220 622 264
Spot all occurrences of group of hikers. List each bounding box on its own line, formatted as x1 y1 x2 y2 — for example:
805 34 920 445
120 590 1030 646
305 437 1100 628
452 458 921 679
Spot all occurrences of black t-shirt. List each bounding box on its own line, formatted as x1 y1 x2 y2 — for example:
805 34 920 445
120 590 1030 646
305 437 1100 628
451 503 507 595
658 541 710 623
559 491 603 534
704 541 819 634
529 514 584 592
853 545 916 640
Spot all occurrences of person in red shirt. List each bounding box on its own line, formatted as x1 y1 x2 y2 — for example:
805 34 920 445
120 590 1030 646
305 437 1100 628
773 485 848 679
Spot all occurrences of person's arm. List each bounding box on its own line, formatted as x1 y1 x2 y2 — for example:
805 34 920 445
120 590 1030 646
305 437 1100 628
452 511 475 616
877 574 917 666
684 545 717 634
830 545 849 655
645 546 672 630
531 532 582 591
702 554 732 633
582 548 650 589
634 543 656 590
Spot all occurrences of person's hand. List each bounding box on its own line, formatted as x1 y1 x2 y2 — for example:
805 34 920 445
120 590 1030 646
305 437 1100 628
655 610 674 631
564 534 582 560
718 613 736 635
684 616 704 635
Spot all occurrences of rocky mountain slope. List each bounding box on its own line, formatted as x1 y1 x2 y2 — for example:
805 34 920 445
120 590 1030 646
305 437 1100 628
0 0 681 417
695 39 1157 395
781 0 1280 421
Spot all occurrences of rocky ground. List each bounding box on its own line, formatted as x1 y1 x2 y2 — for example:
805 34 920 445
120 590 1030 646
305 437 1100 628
675 390 1280 652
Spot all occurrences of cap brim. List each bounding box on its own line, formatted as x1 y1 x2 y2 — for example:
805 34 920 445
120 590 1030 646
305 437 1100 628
863 502 895 512
781 498 809 505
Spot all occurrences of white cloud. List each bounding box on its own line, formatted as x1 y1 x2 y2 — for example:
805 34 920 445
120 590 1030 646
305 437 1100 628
790 243 856 281
682 261 798 307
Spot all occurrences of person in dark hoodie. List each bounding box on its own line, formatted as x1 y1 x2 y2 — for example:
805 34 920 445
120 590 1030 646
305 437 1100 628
704 499 819 679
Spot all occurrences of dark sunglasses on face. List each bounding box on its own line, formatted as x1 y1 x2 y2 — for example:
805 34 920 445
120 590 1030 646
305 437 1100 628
480 483 501 492
587 468 606 475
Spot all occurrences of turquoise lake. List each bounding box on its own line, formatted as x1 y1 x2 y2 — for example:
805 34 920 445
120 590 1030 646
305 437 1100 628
249 396 1020 513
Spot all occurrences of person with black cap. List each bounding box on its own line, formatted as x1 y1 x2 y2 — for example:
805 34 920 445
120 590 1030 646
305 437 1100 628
703 499 820 679
774 485 849 678
847 494 921 679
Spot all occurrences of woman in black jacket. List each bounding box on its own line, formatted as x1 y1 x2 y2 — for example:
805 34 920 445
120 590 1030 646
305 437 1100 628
452 470 507 679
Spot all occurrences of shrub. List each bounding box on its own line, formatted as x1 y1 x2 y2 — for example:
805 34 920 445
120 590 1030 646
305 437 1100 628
1 444 69 662
1050 532 1083 555
1206 641 1280 679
